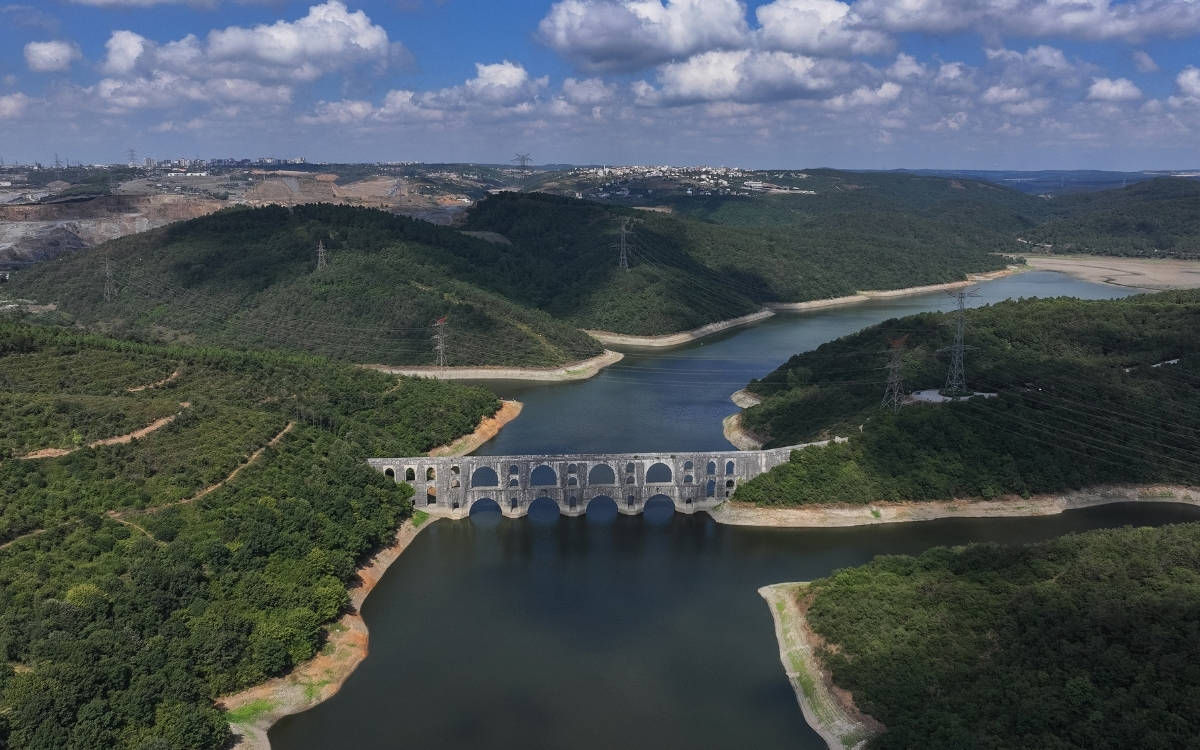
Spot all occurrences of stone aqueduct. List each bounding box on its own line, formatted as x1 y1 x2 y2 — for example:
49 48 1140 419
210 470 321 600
368 445 803 519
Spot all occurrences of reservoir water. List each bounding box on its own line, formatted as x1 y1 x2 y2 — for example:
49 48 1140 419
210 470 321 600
271 272 1198 750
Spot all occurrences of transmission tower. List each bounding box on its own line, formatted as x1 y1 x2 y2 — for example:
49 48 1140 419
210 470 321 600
939 288 980 397
316 240 327 271
616 217 632 270
512 153 532 171
127 147 137 168
881 336 907 412
103 253 115 302
432 316 448 367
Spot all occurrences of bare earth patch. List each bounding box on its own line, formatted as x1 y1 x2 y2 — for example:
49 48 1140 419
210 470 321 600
428 400 522 457
218 517 434 750
126 367 181 392
1023 255 1200 290
711 484 1200 528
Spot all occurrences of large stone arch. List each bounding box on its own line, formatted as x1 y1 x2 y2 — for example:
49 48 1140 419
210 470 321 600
585 494 618 520
469 497 500 514
588 463 616 485
471 466 500 488
645 462 672 484
530 465 558 486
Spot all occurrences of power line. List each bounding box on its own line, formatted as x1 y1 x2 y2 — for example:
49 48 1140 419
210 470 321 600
616 217 632 271
103 253 115 302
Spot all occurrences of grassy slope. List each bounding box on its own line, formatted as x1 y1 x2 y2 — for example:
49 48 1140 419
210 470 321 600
734 292 1200 505
9 203 601 367
0 324 498 749
806 523 1200 749
1024 177 1200 258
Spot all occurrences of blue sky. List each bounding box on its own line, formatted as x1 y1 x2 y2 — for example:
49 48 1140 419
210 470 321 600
1 0 1199 169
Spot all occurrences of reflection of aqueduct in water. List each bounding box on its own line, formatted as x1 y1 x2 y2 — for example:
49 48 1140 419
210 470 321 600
368 446 804 519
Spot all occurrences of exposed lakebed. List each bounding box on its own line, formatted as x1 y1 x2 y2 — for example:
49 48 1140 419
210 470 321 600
271 272 1197 750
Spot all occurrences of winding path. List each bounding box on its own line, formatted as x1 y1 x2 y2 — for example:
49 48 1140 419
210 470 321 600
17 402 192 460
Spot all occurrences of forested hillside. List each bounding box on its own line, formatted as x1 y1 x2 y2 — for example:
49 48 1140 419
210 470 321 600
9 204 602 367
735 291 1200 505
0 324 498 749
804 523 1200 749
463 191 1014 333
1023 178 1200 258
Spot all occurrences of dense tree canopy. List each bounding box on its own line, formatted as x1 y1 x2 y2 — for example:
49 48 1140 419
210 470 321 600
0 323 498 749
736 291 1200 505
806 523 1200 749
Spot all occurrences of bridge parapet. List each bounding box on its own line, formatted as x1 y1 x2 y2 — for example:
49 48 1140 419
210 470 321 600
368 443 821 519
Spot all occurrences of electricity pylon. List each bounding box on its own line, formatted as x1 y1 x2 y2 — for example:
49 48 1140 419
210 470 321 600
939 288 980 397
616 218 632 270
316 240 327 271
881 336 907 412
432 316 448 367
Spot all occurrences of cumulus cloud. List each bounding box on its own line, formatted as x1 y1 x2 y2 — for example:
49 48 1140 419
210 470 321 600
24 40 81 72
824 81 901 110
634 50 855 106
537 0 749 72
852 0 1200 41
981 84 1029 104
99 1 395 86
1170 66 1200 107
886 53 925 81
1132 50 1159 73
755 0 891 56
1087 77 1142 101
0 92 32 119
562 77 617 105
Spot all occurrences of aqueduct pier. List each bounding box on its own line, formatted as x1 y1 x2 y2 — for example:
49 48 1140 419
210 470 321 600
368 443 827 519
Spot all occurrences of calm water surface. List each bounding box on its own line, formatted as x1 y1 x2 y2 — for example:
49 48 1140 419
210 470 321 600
272 272 1183 750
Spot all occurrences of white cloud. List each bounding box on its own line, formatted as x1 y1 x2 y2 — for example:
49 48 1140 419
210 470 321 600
982 84 1029 104
1087 77 1142 101
1132 50 1159 73
537 0 748 72
99 1 395 85
635 50 853 105
852 0 1200 41
24 40 81 73
1170 66 1200 107
102 30 149 75
0 92 32 119
886 53 925 81
206 1 389 81
824 81 901 110
563 77 617 105
755 0 891 56
1178 66 1200 98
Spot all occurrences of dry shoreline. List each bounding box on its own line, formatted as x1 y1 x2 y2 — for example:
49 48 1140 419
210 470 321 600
583 268 1024 349
361 349 623 382
219 516 436 750
765 267 1022 313
584 309 775 347
709 484 1200 528
722 412 767 450
428 400 523 457
1021 254 1200 291
760 583 879 750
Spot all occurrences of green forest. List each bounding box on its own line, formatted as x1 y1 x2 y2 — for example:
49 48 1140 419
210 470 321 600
0 323 498 749
10 178 1027 362
735 291 1200 505
9 203 602 368
1023 178 1200 258
805 523 1200 749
